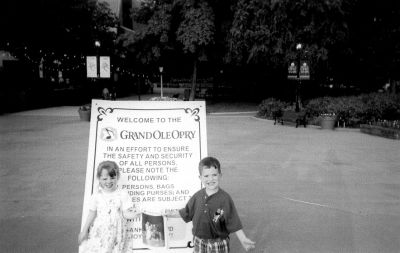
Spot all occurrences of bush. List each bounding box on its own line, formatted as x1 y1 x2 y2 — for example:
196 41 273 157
79 104 91 111
258 93 400 128
361 124 400 139
257 98 289 119
304 96 337 118
304 93 400 127
360 93 400 121
149 96 181 101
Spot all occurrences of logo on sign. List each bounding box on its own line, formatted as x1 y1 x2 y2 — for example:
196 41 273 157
100 127 117 141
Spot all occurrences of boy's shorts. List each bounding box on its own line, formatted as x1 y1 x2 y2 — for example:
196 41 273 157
193 236 230 253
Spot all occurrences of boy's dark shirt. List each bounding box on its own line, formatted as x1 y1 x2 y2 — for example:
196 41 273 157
179 188 243 239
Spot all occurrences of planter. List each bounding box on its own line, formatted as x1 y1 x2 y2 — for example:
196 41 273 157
320 116 336 130
360 124 400 140
78 109 91 121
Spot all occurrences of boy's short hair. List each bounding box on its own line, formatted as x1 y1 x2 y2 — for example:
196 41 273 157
198 157 221 175
96 160 120 179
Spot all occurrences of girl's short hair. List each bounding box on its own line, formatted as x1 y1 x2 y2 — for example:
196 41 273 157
96 160 120 179
198 157 221 175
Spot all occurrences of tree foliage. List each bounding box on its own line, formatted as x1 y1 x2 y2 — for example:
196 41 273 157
120 0 216 100
2 0 400 96
118 1 173 65
228 0 349 80
346 0 400 86
2 0 118 56
176 1 215 55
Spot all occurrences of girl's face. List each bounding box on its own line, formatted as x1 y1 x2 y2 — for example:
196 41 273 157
200 166 221 194
99 169 118 193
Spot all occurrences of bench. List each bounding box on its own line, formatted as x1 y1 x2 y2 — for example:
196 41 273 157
196 88 212 99
274 110 308 128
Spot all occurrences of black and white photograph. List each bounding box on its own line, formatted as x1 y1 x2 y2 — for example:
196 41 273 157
142 213 166 248
1 0 399 253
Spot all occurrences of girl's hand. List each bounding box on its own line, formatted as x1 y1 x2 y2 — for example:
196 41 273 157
78 230 88 245
123 207 141 219
127 206 138 213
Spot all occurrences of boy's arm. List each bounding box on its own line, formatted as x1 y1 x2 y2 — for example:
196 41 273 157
78 210 96 245
235 229 255 252
163 209 181 218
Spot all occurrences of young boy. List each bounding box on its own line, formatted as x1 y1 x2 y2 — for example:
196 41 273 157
167 156 255 252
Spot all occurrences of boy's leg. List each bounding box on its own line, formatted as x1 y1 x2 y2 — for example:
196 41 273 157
193 237 230 253
210 238 229 253
193 237 207 253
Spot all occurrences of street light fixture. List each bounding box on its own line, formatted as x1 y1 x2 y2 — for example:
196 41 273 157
159 66 164 98
295 43 302 112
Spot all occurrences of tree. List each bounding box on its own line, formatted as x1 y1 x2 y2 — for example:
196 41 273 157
118 0 173 66
228 0 349 77
176 0 215 100
346 0 400 91
2 0 118 59
119 0 215 100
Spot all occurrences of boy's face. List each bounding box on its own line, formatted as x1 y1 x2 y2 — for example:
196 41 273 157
99 169 118 193
200 166 221 192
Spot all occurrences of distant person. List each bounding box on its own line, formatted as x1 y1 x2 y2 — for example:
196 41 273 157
165 157 256 252
110 86 117 100
146 78 154 94
102 87 110 100
78 161 140 252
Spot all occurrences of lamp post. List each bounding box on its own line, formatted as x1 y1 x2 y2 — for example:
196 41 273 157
138 74 142 101
159 66 164 98
95 40 101 78
295 43 302 112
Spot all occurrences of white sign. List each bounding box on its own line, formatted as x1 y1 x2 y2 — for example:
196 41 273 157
287 62 297 80
80 100 207 253
100 56 110 78
39 58 44 78
86 56 97 78
300 62 310 80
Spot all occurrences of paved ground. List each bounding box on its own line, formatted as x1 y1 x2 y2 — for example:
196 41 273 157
1 97 399 253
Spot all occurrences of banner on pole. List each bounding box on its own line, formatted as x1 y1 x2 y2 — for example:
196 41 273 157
100 56 110 78
80 100 207 252
287 62 297 80
299 62 310 80
86 56 97 78
39 58 44 78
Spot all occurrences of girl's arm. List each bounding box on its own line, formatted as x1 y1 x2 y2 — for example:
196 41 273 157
235 229 256 252
121 190 140 219
78 210 96 245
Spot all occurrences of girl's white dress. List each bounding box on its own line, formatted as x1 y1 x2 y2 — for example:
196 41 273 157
82 188 131 253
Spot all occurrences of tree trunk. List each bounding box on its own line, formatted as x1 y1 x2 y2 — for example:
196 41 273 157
189 59 197 101
392 80 398 94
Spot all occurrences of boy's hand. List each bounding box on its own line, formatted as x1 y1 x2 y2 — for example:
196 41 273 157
240 237 256 251
163 209 180 217
235 230 256 251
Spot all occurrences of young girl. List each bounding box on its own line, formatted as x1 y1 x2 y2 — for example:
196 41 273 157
78 161 139 253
